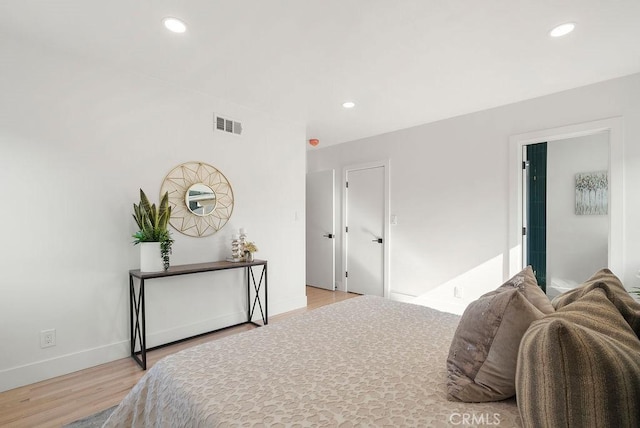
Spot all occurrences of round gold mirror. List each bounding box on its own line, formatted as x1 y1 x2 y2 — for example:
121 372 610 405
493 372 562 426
161 162 234 237
185 183 217 216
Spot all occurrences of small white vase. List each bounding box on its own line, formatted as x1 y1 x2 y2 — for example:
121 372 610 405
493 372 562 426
140 242 164 272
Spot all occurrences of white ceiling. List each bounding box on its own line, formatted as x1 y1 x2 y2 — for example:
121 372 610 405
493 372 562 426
2 1 639 148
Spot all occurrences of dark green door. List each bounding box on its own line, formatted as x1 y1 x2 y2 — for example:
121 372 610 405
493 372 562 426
526 142 547 290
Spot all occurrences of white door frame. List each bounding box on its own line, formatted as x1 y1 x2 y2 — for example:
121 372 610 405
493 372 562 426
342 160 391 298
508 117 624 278
521 145 529 268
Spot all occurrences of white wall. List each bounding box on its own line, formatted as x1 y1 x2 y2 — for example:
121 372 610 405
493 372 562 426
307 72 640 313
0 38 307 392
547 133 609 296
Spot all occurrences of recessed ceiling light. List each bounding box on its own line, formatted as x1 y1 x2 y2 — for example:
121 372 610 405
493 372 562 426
342 101 355 109
550 22 575 38
163 17 187 33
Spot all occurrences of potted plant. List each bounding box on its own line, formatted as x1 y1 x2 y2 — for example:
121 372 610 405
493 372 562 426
243 241 258 262
132 189 174 271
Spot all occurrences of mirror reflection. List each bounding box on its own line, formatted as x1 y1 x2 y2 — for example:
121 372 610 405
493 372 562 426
185 183 217 216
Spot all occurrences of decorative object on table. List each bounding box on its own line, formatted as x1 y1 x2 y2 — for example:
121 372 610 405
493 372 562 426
160 162 234 237
575 171 608 215
228 234 243 262
227 228 251 262
239 228 247 253
132 189 174 272
243 241 258 262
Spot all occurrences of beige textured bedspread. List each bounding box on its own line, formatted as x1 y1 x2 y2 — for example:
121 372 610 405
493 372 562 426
104 296 521 427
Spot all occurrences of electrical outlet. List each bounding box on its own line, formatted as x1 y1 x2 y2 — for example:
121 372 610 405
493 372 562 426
40 329 56 348
454 286 464 299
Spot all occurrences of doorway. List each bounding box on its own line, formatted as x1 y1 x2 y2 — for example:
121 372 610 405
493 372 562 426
522 136 610 295
509 118 623 288
343 161 390 297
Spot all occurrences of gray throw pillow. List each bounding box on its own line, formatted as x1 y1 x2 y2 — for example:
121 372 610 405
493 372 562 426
446 266 551 402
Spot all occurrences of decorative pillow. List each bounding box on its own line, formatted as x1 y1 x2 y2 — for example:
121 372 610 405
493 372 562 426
552 268 640 335
482 266 554 315
517 288 640 428
446 266 551 402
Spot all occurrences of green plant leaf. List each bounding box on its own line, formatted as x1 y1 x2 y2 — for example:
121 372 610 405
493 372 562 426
132 204 143 229
139 189 151 213
132 189 173 245
158 191 170 229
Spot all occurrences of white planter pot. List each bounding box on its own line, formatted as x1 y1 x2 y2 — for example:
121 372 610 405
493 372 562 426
140 242 164 272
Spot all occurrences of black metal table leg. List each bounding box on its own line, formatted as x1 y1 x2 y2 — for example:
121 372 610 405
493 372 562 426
140 278 146 369
129 274 134 358
246 268 251 323
248 264 268 325
264 264 268 325
130 275 147 370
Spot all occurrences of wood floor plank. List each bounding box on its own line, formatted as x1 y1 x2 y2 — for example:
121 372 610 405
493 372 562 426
0 286 358 427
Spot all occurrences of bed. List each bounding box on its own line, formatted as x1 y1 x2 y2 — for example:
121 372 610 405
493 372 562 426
104 296 521 427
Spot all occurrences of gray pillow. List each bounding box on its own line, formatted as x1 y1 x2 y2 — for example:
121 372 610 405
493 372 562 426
446 266 550 402
482 266 554 315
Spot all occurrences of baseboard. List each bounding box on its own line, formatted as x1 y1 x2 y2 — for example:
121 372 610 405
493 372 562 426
0 340 130 393
0 311 248 393
389 291 417 303
269 293 307 317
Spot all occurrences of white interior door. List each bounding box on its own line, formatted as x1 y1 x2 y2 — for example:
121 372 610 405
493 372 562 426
306 170 335 290
345 166 384 296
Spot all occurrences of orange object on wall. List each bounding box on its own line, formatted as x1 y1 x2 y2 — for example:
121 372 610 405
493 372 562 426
309 138 319 147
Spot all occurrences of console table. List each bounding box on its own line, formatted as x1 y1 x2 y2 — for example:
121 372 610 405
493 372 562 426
128 259 267 369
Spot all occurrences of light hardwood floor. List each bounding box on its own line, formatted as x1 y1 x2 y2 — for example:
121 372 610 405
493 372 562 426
0 286 358 428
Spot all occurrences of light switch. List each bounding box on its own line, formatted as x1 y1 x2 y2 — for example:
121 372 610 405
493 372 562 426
390 215 398 225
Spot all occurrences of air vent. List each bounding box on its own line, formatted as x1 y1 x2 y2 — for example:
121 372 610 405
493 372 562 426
216 116 225 131
214 113 242 136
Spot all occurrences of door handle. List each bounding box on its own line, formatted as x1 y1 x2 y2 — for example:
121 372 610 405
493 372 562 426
323 233 334 239
372 238 383 243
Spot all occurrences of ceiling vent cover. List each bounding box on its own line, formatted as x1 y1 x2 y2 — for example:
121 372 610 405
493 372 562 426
214 113 242 136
